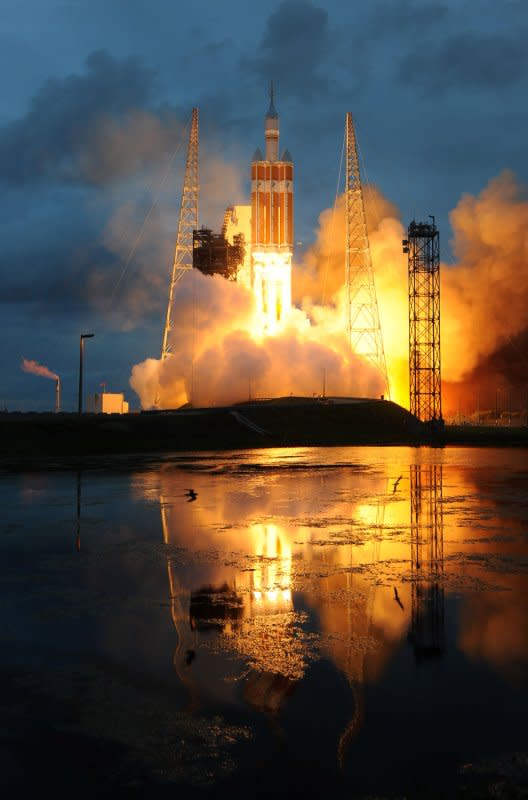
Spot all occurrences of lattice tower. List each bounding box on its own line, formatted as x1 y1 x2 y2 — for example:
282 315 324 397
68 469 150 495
404 219 442 422
160 108 199 361
345 112 389 395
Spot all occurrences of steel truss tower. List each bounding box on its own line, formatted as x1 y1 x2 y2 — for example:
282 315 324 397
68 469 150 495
160 108 199 361
345 112 389 395
409 464 445 660
404 219 442 422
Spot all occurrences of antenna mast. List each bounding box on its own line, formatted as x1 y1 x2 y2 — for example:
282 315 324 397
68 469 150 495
160 108 199 361
344 112 389 395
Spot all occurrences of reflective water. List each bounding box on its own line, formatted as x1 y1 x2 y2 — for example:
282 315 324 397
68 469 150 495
1 447 527 797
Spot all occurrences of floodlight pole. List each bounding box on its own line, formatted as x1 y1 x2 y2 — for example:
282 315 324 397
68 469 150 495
78 333 94 414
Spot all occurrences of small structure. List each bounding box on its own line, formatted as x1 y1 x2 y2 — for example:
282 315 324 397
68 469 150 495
192 227 245 281
86 392 129 414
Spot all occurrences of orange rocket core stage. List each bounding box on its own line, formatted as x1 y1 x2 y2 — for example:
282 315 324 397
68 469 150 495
249 85 294 333
251 162 294 249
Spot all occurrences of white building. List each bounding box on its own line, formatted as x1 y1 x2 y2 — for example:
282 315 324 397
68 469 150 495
87 392 129 414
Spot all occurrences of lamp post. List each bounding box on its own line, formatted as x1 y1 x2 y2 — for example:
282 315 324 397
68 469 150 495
78 333 94 414
495 387 503 425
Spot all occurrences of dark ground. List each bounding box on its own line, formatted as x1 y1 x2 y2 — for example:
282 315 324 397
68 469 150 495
0 398 527 462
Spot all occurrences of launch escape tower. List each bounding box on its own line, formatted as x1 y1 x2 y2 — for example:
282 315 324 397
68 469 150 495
409 464 445 660
404 219 442 423
344 112 389 395
160 108 199 362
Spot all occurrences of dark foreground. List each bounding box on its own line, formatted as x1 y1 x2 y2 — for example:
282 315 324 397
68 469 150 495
1 397 527 460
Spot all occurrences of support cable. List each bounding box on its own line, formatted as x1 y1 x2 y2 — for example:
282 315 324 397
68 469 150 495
108 119 190 304
321 129 346 306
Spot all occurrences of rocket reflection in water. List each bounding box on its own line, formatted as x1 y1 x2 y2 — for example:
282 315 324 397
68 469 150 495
161 497 297 712
157 459 446 754
160 466 443 709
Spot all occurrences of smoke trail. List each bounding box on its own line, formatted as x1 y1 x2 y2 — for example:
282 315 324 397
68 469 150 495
21 358 59 381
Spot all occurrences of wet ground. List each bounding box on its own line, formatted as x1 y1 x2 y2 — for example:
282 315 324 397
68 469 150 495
1 446 527 797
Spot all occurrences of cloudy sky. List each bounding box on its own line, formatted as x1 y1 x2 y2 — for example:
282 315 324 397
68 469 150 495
2 0 527 410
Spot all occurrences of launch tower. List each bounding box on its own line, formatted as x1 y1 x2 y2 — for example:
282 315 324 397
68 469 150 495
344 112 389 395
404 218 442 423
160 108 199 362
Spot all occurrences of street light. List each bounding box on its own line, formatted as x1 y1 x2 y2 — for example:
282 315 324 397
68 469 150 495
495 387 506 425
78 333 94 414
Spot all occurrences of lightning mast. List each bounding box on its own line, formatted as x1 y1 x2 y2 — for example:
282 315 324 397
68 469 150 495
160 108 199 361
344 112 389 395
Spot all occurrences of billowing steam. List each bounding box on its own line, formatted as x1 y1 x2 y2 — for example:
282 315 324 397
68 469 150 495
21 358 59 381
441 171 528 408
130 170 528 414
293 188 410 408
130 269 384 409
88 152 247 332
298 171 528 412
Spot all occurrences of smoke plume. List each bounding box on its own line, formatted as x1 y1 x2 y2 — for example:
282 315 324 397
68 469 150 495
294 171 528 413
290 187 409 406
130 268 384 409
21 358 59 381
87 150 247 331
442 172 528 373
130 170 528 414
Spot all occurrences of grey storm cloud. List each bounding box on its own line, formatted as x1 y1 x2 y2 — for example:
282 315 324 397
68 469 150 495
242 0 332 97
398 27 528 92
366 0 448 38
0 50 185 186
0 182 173 329
0 48 241 333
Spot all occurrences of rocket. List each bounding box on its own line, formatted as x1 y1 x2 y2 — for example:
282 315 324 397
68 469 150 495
250 84 294 331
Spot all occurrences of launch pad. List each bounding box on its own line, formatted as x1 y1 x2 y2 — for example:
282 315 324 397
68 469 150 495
0 398 424 458
2 401 527 460
150 90 392 413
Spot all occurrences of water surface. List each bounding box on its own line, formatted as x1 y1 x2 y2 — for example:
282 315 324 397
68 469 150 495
1 446 527 797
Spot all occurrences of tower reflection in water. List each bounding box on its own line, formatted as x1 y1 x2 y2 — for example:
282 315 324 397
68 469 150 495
161 499 296 713
158 460 445 754
409 464 445 660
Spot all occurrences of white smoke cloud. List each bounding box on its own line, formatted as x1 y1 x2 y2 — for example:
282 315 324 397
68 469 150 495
130 269 384 409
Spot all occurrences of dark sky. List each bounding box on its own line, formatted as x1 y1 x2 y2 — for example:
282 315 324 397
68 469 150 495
2 0 527 410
